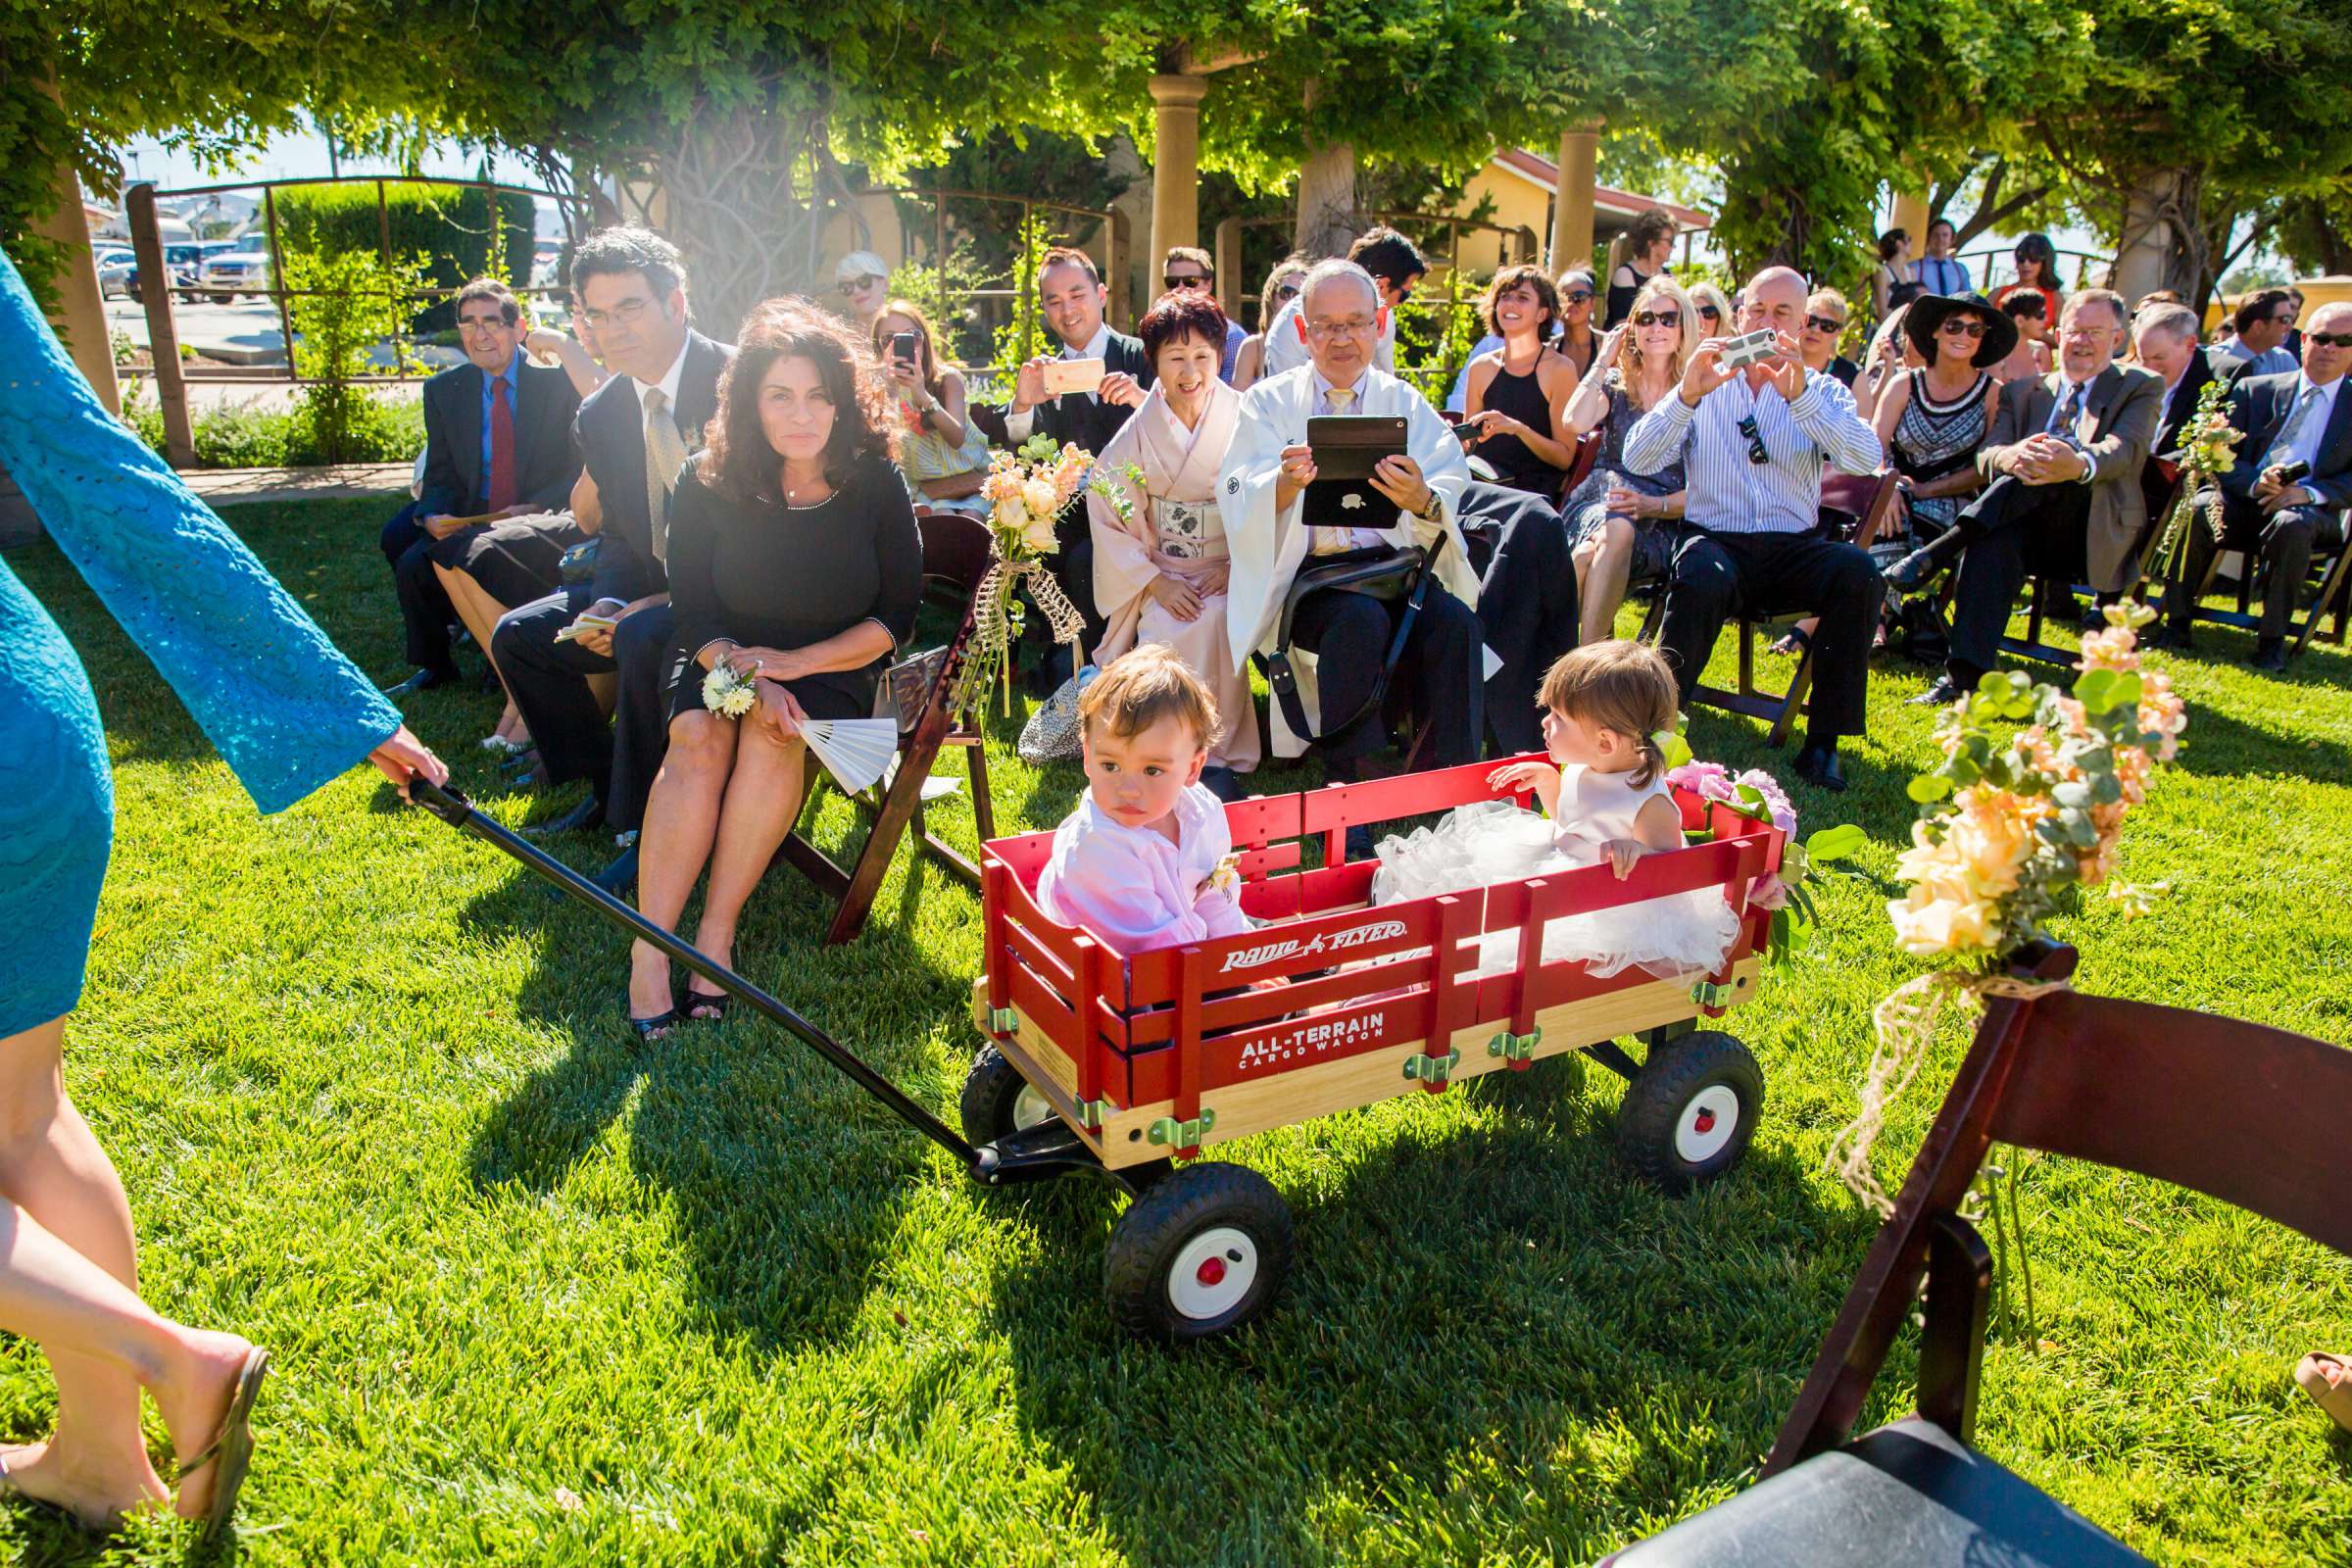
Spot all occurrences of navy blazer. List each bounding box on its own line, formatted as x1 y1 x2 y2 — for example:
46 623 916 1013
969 328 1154 458
2219 370 2352 512
417 356 580 518
574 329 734 605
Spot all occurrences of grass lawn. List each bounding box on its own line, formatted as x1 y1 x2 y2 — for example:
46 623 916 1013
3 497 2348 1566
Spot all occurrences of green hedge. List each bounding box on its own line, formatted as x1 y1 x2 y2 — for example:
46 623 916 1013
271 181 532 332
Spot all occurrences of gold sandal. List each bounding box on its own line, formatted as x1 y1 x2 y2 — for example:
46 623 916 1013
176 1348 270 1543
2295 1351 2352 1433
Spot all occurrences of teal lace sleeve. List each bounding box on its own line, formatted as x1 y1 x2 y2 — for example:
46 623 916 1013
0 247 400 813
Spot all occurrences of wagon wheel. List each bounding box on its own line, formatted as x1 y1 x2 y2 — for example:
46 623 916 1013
958 1043 1058 1146
1614 1030 1764 1193
1103 1163 1295 1343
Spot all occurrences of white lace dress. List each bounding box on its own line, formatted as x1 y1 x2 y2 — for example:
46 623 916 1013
1371 767 1740 980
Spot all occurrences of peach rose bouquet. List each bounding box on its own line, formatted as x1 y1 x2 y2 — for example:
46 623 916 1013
1832 602 2186 1210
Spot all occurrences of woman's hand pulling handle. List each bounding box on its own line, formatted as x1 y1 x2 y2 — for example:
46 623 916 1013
370 725 449 803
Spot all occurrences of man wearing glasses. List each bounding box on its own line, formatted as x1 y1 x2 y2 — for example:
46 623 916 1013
1261 227 1427 379
1622 267 1885 791
493 227 734 858
1161 246 1249 382
2223 288 2301 381
2159 300 2352 670
380 277 581 697
1896 289 2160 702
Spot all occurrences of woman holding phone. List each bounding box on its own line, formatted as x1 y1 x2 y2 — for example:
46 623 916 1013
1560 277 1693 646
872 299 991 515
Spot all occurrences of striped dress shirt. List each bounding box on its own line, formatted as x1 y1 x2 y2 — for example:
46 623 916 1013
1623 371 1882 535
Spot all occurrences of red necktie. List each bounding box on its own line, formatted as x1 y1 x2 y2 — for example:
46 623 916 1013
487 376 517 513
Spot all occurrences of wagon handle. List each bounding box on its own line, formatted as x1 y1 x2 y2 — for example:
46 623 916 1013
409 781 985 1172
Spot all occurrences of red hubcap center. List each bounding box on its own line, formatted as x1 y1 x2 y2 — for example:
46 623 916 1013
1693 1108 1718 1134
1197 1256 1228 1287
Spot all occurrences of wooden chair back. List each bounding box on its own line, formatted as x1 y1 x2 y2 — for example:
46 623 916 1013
1766 943 2352 1472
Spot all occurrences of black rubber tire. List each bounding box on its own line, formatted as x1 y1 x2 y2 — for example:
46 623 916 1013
958 1042 1054 1146
1103 1163 1294 1343
1614 1029 1765 1193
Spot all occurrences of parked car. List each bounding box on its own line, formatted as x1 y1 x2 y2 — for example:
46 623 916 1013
124 243 206 304
200 242 272 302
95 248 137 298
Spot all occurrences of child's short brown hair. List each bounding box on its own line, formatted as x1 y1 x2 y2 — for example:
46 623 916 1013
1538 639 1680 786
1079 645 1219 749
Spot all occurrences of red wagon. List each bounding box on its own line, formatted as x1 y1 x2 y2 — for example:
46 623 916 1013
966 756 1788 1341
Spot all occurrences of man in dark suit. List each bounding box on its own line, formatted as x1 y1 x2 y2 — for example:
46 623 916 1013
2158 301 2352 670
492 228 733 848
2131 302 2230 534
970 246 1152 678
380 278 581 694
1894 289 2162 704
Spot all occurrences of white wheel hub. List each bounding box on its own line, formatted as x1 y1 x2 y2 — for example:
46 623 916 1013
1012 1082 1055 1132
1167 1225 1258 1321
1676 1085 1741 1163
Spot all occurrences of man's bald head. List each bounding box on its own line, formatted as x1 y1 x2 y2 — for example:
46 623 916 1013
1738 267 1809 336
1299 260 1380 318
1297 259 1383 383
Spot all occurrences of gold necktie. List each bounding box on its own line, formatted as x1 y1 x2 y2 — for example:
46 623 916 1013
644 387 690 564
1311 386 1356 554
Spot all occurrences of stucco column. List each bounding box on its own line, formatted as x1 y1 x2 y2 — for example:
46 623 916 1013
1889 190 1932 245
32 143 119 413
1549 125 1600 274
1148 74 1208 276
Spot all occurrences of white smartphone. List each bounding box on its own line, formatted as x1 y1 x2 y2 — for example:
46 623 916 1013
1717 328 1781 369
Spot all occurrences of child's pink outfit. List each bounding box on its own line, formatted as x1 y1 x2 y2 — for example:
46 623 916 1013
1372 765 1740 979
1037 783 1254 956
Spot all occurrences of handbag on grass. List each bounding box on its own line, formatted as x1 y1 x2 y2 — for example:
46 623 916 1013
1017 662 1100 765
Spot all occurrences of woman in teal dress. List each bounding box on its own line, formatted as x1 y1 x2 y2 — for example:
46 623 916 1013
0 246 444 1537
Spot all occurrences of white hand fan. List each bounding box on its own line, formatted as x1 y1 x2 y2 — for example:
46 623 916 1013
799 717 900 794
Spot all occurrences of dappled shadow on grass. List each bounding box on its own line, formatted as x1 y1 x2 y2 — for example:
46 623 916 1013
458 813 967 1357
977 1053 1869 1564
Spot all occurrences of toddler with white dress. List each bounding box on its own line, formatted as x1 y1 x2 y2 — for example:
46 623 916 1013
1373 639 1740 978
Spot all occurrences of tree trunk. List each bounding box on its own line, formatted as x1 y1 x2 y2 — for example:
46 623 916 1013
1295 135 1357 258
2112 164 2205 308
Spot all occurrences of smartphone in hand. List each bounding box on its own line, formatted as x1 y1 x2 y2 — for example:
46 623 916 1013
1718 328 1781 369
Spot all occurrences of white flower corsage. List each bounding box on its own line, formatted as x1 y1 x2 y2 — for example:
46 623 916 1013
703 662 759 718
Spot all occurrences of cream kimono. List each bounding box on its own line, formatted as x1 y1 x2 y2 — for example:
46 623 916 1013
1217 364 1482 758
1088 380 1260 771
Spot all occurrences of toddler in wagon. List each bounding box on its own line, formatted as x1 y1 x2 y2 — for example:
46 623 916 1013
1037 646 1254 956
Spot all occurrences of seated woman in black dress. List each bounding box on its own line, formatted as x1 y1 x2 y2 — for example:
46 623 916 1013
626 299 921 1035
1459 263 1581 498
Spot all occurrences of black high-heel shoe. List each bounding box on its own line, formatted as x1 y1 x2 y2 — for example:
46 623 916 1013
681 987 732 1023
627 997 681 1041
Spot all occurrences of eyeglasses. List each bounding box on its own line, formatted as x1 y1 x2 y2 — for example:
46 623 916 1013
2306 331 2352 348
1562 290 1594 305
1938 318 1988 339
1304 316 1377 341
1633 310 1681 328
1273 281 1301 302
835 274 885 296
1697 304 1722 321
1737 414 1770 466
2272 312 2300 326
1805 315 1846 335
578 297 655 329
1164 273 1210 290
458 315 511 334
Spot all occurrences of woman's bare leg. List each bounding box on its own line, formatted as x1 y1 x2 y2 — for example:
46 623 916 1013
1573 516 1637 646
433 565 526 742
0 1015 254 1524
629 712 737 1022
686 723 809 1007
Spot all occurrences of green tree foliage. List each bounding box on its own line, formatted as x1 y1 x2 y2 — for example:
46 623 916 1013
273 180 531 329
282 242 426 464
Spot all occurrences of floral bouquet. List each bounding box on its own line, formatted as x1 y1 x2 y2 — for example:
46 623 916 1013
1666 746 1867 965
1829 603 2187 1211
2145 378 2241 590
702 661 758 718
960 433 1141 720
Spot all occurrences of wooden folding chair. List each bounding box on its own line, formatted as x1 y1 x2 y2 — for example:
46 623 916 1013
1641 469 1900 747
779 510 998 944
1604 942 2352 1566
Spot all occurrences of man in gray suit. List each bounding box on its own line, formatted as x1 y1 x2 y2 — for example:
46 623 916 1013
1894 289 2161 704
2159 301 2352 670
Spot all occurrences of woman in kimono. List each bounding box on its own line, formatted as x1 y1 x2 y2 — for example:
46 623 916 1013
1086 291 1260 793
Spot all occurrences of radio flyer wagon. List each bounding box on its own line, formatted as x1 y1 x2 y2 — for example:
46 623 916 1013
967 756 1787 1342
413 752 1783 1348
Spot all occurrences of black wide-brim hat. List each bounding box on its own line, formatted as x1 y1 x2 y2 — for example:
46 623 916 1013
1904 292 2017 369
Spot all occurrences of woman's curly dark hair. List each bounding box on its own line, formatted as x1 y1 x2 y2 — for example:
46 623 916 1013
703 297 897 501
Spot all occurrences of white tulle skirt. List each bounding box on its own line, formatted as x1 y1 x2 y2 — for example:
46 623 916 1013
1371 801 1740 981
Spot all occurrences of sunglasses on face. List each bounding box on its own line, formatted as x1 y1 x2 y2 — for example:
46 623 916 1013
1633 310 1680 328
1805 315 1846 335
1939 318 1988 339
1274 281 1301 301
1697 304 1722 321
1164 273 1210 290
2306 331 2352 348
1738 414 1770 466
836 275 884 296
1562 290 1594 305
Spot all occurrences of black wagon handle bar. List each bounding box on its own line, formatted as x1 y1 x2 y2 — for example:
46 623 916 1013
409 780 983 1171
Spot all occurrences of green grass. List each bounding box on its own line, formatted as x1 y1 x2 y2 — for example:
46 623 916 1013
4 498 2349 1565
